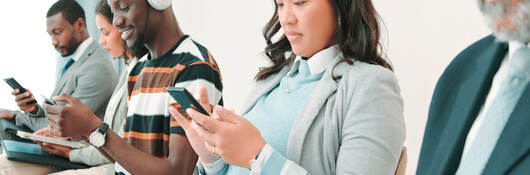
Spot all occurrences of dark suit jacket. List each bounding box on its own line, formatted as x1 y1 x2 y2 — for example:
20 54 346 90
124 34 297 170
417 35 530 175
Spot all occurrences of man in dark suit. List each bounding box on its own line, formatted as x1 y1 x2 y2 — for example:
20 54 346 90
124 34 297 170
417 0 530 174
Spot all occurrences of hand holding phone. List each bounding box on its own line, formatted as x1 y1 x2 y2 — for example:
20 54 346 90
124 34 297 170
4 77 37 105
167 87 210 118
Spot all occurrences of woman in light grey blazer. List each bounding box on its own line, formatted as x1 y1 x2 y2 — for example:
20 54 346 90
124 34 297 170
171 0 405 174
37 1 147 174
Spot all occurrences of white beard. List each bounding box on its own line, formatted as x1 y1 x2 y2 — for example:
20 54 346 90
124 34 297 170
478 0 530 43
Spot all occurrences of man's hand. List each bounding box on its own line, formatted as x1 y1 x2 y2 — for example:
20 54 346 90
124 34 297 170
45 94 101 138
12 89 38 114
0 109 14 120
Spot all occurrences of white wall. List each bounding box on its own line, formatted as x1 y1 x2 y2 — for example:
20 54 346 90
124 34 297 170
374 1 490 174
0 1 57 110
0 1 492 174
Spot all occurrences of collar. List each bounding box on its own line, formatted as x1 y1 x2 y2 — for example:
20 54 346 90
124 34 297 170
289 44 341 76
508 41 530 61
70 37 93 61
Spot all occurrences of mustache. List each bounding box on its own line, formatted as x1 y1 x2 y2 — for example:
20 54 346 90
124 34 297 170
55 46 68 50
118 24 134 33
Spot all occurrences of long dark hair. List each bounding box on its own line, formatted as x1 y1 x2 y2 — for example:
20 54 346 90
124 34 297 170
96 0 129 59
257 0 392 81
96 0 147 59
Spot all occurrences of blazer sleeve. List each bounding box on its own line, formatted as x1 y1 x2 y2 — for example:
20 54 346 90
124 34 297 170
334 68 406 175
14 108 48 131
71 59 118 120
69 145 111 166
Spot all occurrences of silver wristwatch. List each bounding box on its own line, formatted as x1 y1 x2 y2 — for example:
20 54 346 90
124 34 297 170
89 122 109 148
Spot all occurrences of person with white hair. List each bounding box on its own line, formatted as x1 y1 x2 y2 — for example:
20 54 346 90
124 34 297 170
418 0 530 174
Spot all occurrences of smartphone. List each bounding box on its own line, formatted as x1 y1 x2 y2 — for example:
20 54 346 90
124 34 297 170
41 95 56 105
4 77 27 93
3 77 37 104
166 87 210 117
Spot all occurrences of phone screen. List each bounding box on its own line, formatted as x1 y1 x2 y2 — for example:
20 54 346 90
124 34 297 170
41 95 56 105
166 87 210 116
4 78 27 93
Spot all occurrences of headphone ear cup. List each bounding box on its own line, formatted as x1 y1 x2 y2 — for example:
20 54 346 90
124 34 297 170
147 0 171 10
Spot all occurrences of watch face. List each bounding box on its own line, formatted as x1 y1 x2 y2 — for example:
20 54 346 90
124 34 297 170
89 132 105 147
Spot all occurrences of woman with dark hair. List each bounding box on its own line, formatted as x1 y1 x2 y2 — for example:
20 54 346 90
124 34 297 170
35 1 147 174
170 0 405 174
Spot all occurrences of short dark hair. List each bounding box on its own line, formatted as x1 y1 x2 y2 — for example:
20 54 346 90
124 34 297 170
47 0 86 26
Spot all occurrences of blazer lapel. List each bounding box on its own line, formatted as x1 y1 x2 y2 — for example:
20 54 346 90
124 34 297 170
51 40 97 96
431 42 508 174
286 58 349 162
483 74 530 174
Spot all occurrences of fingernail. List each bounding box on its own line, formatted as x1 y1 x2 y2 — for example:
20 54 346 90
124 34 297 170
186 108 193 114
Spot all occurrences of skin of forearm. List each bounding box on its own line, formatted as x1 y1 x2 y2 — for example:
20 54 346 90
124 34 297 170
100 130 198 174
97 145 114 163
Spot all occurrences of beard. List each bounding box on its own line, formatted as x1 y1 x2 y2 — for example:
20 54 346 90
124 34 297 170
130 32 146 56
59 36 80 57
479 0 530 43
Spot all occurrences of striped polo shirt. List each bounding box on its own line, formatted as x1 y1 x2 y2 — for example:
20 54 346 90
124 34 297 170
115 35 223 175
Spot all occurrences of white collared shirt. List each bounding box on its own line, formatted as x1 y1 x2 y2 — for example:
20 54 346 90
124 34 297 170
70 37 93 61
460 41 530 160
290 44 341 76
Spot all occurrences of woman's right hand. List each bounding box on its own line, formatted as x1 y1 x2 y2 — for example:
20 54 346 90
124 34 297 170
169 87 221 163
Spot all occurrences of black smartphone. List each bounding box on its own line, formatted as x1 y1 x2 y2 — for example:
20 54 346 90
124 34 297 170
41 95 56 105
3 77 37 104
4 77 27 93
166 87 210 118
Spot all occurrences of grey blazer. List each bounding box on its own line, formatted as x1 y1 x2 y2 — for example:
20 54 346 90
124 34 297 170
241 57 406 175
15 40 118 131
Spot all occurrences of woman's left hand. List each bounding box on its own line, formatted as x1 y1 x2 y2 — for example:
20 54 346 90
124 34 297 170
187 105 266 169
33 127 71 158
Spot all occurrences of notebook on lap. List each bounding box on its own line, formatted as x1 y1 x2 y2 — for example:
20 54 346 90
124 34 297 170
1 140 90 169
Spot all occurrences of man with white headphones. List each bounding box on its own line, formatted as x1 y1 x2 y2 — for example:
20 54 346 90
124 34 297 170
42 0 224 174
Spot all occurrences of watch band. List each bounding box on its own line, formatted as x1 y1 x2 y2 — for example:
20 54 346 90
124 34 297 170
98 122 109 135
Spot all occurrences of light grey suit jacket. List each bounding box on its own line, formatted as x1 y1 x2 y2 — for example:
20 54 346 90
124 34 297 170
241 57 406 175
68 58 137 167
15 39 118 131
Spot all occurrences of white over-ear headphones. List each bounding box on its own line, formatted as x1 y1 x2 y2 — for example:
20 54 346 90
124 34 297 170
147 0 171 10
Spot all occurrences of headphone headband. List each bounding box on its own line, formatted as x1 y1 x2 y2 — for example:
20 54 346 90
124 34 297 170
147 0 171 10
